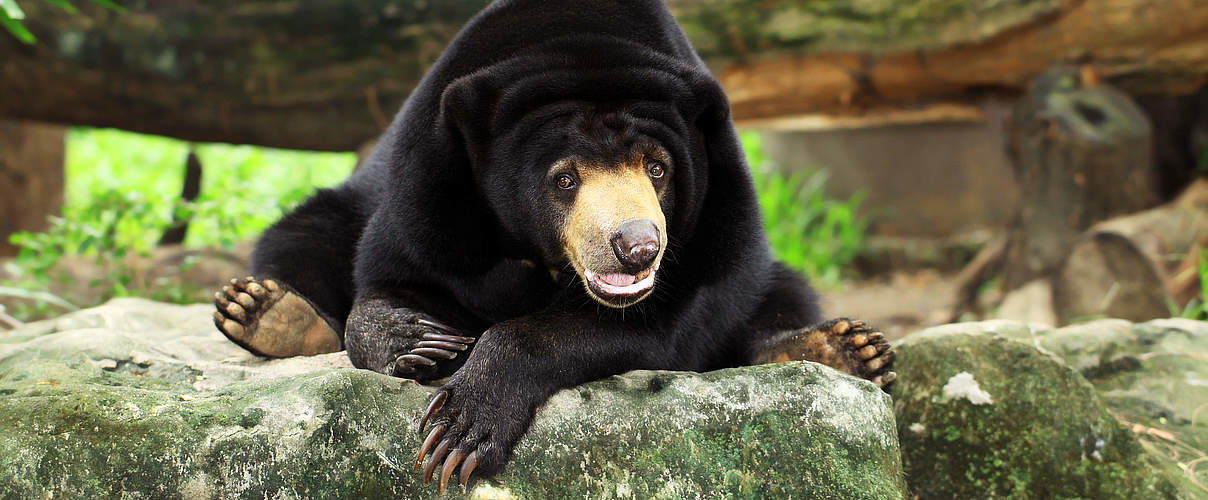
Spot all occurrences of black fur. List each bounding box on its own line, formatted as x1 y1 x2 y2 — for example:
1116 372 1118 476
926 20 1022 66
250 0 823 479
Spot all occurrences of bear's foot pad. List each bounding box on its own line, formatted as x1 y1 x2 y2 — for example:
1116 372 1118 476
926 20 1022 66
757 318 896 389
212 276 341 358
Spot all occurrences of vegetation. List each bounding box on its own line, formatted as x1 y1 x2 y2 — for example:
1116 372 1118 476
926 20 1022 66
741 132 867 287
2 128 354 320
0 0 122 44
1173 249 1208 320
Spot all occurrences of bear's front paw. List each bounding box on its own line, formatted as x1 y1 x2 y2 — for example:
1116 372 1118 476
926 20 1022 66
413 378 528 494
390 318 476 380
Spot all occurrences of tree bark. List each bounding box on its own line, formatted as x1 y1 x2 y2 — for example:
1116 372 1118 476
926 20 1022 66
0 120 65 257
158 151 202 247
1002 67 1161 292
1 0 1206 151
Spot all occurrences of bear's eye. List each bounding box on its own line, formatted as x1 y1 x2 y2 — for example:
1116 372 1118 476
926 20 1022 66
647 161 665 179
555 173 577 190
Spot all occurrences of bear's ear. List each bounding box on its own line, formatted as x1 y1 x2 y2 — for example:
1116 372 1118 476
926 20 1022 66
436 74 497 165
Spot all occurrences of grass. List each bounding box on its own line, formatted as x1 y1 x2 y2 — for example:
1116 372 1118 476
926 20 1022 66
2 127 863 322
742 132 866 287
1172 249 1208 321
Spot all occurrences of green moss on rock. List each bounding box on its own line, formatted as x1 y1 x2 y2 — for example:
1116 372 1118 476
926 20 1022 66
892 322 1190 499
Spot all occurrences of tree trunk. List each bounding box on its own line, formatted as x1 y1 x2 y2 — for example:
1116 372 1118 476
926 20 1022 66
0 120 65 257
1 0 1207 151
158 151 203 247
1002 67 1161 292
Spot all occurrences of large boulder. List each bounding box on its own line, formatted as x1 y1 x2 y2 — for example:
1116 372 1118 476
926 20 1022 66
0 299 905 498
892 319 1202 499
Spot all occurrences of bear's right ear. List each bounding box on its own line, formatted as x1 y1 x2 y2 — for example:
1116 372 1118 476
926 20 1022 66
436 73 498 166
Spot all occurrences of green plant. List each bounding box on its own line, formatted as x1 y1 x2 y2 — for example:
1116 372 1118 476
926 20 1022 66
62 127 355 249
1172 249 1208 320
2 127 355 321
1 0 123 44
740 132 867 287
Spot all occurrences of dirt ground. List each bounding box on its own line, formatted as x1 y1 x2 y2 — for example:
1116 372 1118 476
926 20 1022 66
824 270 961 340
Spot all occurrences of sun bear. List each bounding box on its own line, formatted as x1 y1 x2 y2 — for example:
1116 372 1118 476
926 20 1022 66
211 0 895 493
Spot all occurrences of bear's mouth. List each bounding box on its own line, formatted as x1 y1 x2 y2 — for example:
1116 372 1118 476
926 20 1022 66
582 265 657 307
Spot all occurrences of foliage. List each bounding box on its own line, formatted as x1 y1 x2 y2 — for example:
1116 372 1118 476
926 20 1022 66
1172 249 1208 320
2 127 355 321
63 128 354 249
1 0 122 44
740 132 866 287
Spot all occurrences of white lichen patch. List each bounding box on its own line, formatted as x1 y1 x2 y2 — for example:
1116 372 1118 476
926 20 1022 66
179 473 215 500
942 372 993 405
470 484 516 499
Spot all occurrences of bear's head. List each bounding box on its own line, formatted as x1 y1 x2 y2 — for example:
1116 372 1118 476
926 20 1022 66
419 37 750 310
541 110 673 307
481 105 678 308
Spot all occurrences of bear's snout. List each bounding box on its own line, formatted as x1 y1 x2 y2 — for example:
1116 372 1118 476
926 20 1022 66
610 220 660 274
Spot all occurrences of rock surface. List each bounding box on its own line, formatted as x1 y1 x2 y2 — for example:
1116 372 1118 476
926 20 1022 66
892 319 1206 499
0 299 905 499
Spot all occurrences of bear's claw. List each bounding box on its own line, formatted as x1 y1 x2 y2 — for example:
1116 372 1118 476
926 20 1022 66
824 318 897 389
414 384 514 494
390 323 475 379
755 318 897 390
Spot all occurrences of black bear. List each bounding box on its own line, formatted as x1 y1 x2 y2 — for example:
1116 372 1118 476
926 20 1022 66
212 0 895 493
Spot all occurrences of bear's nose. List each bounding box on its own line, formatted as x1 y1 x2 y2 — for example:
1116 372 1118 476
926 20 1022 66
610 220 660 274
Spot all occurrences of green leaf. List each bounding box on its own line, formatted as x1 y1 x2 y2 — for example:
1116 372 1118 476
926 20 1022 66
1199 250 1208 314
0 0 25 20
0 9 35 44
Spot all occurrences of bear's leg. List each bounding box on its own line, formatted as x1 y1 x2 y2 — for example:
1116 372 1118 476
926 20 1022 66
752 318 897 388
213 188 364 357
744 263 896 388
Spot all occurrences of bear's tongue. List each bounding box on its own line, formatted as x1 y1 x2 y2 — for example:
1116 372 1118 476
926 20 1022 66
597 272 637 286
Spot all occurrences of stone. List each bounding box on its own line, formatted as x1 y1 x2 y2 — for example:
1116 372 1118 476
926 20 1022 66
892 319 1201 499
0 299 905 498
1004 318 1208 496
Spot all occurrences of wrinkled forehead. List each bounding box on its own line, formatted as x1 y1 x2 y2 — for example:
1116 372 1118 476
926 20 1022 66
503 104 680 159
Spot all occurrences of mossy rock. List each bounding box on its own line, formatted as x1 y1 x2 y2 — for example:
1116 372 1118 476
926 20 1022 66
1004 318 1208 496
0 299 905 498
891 321 1195 499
